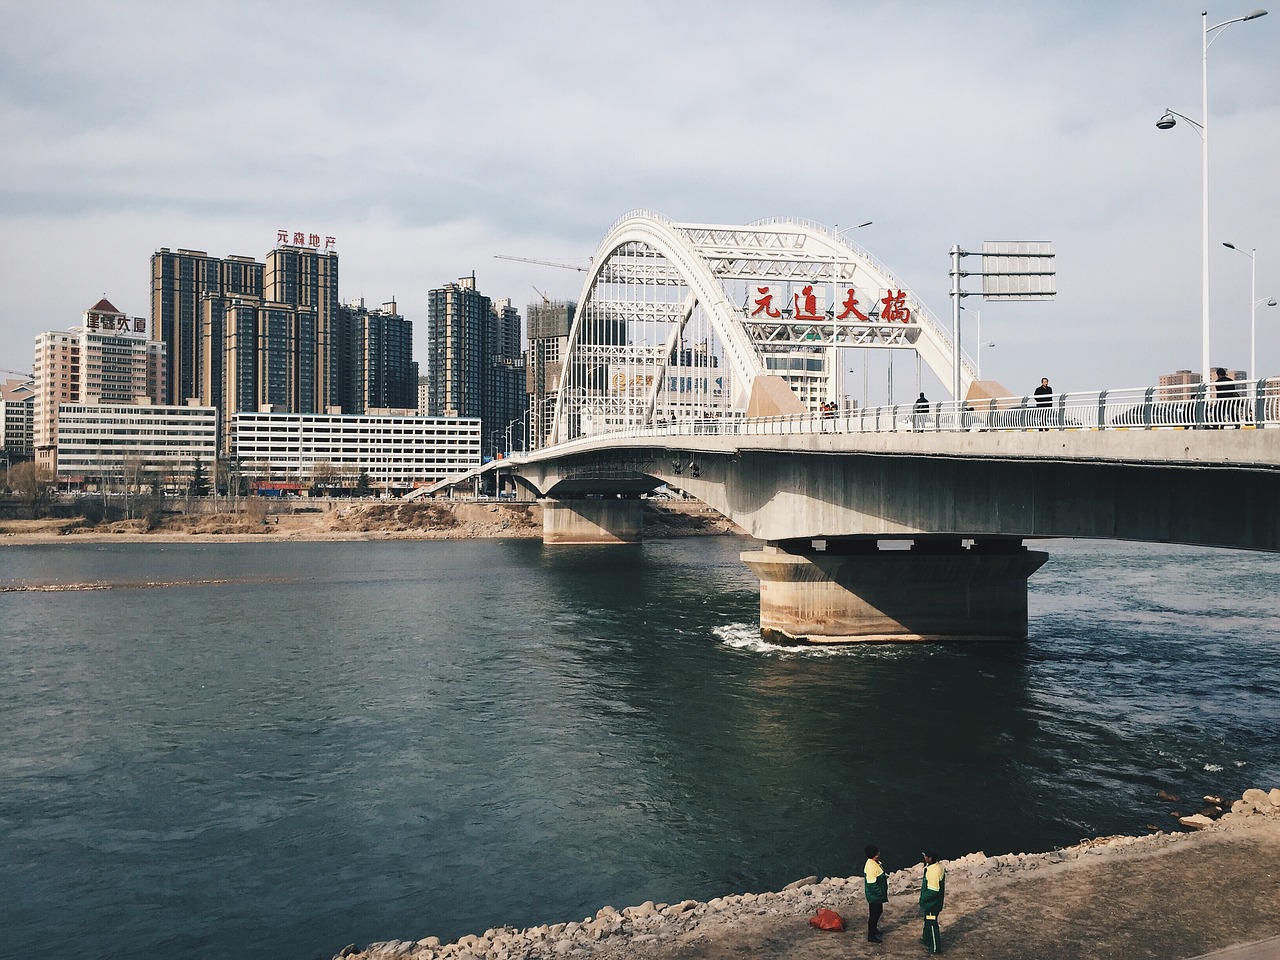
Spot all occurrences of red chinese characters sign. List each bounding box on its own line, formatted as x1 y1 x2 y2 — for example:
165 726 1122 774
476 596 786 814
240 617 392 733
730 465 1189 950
276 230 336 251
748 285 912 323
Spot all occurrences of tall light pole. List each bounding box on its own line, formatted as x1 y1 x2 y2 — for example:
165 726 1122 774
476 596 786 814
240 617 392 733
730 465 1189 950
830 220 872 408
1157 8 1267 386
1222 242 1278 381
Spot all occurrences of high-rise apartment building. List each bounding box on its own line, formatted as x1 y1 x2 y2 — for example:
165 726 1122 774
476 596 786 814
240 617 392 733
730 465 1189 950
426 275 524 455
152 242 348 448
427 274 489 421
264 245 339 412
151 249 262 405
526 298 575 449
337 299 418 414
487 297 526 451
32 299 166 470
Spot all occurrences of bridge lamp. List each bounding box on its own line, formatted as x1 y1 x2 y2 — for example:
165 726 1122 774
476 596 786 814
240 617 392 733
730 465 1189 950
979 341 996 381
831 222 872 408
1157 7 1267 387
1222 242 1278 380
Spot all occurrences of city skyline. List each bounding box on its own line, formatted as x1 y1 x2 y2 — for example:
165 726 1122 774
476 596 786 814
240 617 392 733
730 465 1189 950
2 1 1278 397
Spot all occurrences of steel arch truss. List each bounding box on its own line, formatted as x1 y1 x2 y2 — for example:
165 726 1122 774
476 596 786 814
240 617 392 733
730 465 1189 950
551 211 973 443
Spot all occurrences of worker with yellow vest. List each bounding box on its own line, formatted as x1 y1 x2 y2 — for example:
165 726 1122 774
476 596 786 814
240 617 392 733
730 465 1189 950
862 844 888 943
919 849 946 953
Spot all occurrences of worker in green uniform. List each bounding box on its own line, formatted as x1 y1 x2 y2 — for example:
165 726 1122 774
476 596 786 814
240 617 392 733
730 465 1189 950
919 849 946 953
863 844 888 943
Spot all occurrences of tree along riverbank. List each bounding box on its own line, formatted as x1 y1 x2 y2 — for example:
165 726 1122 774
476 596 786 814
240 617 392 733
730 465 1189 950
337 788 1280 960
0 499 742 545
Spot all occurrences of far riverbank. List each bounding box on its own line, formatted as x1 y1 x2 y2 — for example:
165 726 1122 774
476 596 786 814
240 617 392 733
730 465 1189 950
0 498 742 546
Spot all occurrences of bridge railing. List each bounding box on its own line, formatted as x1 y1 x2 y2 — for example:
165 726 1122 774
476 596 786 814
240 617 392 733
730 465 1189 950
544 378 1280 450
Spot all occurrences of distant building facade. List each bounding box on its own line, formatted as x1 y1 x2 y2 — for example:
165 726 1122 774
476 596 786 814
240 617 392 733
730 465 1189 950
231 411 482 492
263 244 339 412
152 242 418 454
417 375 430 416
526 299 574 449
1 377 34 461
152 242 353 446
426 274 524 455
151 248 261 406
337 299 418 414
56 403 217 487
487 297 526 452
32 299 166 471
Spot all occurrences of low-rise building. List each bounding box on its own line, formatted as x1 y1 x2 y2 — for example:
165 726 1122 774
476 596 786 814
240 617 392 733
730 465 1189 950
231 411 482 494
55 401 217 488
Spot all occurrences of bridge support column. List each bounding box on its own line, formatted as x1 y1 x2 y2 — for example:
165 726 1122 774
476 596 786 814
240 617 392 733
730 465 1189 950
740 539 1049 643
542 497 643 545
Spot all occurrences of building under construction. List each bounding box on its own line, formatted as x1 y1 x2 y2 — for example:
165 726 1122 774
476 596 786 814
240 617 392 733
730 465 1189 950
526 298 575 450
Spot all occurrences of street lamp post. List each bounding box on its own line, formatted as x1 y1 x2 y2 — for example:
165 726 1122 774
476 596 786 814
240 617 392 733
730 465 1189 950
1157 8 1267 386
1222 242 1278 382
505 416 525 455
829 221 872 408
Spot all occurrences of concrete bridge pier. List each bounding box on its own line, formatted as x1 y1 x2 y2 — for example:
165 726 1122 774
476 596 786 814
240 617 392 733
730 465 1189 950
740 538 1049 644
542 497 644 545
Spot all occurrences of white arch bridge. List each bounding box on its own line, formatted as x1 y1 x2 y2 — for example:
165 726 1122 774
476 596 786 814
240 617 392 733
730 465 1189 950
424 212 1280 645
548 210 973 446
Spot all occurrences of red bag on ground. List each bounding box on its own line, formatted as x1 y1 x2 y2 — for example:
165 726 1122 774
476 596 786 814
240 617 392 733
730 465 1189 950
809 907 845 932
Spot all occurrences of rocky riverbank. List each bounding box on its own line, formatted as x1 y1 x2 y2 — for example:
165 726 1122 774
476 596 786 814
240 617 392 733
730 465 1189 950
336 788 1280 960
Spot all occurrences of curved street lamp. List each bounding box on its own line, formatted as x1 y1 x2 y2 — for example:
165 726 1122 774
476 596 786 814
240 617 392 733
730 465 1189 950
1156 8 1267 386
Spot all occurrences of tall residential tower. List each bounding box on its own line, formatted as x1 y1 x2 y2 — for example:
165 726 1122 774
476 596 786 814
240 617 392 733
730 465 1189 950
426 274 524 455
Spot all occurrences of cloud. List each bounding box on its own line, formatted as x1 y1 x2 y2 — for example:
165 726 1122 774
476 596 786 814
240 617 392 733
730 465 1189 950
2 0 1278 392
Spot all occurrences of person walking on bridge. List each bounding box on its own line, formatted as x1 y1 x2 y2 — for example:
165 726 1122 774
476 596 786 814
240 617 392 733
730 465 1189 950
1034 377 1054 429
863 844 888 943
919 849 946 954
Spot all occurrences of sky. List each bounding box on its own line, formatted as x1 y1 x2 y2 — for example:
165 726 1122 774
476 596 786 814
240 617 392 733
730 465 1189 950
2 0 1278 401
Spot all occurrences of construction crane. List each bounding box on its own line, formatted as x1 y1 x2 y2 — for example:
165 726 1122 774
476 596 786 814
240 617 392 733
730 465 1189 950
494 254 588 272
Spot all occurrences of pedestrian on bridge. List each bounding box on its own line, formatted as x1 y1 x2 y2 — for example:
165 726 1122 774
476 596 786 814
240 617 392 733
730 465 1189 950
1213 367 1243 427
914 392 929 431
1035 377 1054 430
863 844 888 943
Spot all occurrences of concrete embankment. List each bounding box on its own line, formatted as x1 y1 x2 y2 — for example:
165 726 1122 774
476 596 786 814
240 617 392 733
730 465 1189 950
336 788 1280 960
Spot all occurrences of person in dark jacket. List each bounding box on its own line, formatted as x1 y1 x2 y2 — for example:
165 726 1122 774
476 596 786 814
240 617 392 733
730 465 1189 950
920 849 946 953
913 392 929 431
863 844 888 943
1034 377 1054 429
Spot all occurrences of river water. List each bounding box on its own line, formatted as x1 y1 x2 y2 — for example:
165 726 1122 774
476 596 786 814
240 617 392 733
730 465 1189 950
1 536 1277 960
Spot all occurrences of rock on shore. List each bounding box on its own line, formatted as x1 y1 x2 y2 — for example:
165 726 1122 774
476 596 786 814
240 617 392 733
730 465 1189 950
334 787 1280 960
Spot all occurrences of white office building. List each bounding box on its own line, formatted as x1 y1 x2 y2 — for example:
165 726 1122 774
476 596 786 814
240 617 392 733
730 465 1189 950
231 412 482 493
56 402 217 485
